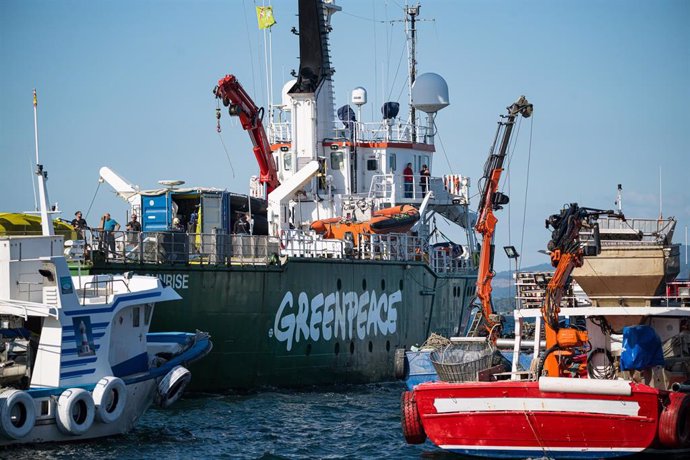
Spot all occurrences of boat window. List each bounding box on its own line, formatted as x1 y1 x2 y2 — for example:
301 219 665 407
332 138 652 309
282 152 292 171
133 306 140 327
388 153 397 172
330 151 343 170
144 303 153 325
367 159 377 171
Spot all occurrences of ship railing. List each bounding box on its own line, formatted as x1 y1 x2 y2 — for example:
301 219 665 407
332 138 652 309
582 217 677 244
368 174 428 203
268 122 291 143
83 230 283 266
267 120 434 145
428 245 474 274
279 229 347 259
356 233 422 262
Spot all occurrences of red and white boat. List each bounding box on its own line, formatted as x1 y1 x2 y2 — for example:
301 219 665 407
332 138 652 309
402 206 690 459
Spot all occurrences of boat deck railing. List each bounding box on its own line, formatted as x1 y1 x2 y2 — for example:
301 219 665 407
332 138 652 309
268 120 434 145
75 229 473 273
74 274 132 304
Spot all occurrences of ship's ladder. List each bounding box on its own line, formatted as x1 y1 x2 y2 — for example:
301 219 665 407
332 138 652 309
466 309 484 337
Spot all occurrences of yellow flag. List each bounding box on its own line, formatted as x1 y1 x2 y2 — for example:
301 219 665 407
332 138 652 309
256 6 276 30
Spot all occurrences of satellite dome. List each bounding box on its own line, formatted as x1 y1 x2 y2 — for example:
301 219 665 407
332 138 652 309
411 73 449 113
351 87 367 106
281 79 297 110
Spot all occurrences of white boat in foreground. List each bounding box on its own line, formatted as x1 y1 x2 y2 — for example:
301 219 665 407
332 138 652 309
0 234 212 445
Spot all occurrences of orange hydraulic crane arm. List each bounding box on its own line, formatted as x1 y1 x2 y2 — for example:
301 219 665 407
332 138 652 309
214 75 280 195
473 96 533 334
539 203 623 377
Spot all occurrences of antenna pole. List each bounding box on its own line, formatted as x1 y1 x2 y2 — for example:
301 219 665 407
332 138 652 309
405 4 419 142
659 166 663 220
33 90 54 236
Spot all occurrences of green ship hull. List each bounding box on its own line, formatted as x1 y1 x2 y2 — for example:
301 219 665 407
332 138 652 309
87 257 475 391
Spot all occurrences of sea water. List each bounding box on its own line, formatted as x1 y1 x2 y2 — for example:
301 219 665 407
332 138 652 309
7 382 462 460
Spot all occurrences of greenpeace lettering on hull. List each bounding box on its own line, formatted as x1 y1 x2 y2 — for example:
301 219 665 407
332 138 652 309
270 289 400 351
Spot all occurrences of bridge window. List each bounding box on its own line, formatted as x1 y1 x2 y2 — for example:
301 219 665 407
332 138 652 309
330 151 343 170
367 159 378 171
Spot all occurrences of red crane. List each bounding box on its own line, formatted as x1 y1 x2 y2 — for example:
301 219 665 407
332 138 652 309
214 75 280 195
473 96 533 338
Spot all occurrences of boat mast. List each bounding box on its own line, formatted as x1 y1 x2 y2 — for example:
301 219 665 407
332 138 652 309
33 89 54 237
405 4 420 142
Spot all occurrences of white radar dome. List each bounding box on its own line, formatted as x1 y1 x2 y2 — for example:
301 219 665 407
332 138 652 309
411 73 449 113
351 87 367 106
281 79 297 110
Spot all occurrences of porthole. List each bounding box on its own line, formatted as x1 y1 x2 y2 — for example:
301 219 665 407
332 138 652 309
362 279 367 291
399 279 403 290
306 343 312 356
381 279 386 291
337 278 342 290
368 341 373 353
350 341 355 354
386 340 390 352
335 342 340 355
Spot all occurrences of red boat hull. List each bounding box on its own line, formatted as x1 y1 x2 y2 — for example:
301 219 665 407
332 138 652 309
412 380 663 459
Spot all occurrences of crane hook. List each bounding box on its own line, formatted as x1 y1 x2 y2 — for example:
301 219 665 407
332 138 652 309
216 107 222 133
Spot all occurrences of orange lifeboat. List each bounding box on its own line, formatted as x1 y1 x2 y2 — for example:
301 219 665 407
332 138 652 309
310 205 419 245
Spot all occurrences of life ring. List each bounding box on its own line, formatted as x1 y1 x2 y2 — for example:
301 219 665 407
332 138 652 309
394 348 407 380
659 392 690 448
0 389 36 439
401 391 426 444
158 365 191 409
92 376 128 424
56 388 95 436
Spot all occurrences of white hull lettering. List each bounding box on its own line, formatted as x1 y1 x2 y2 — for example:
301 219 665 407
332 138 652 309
271 289 401 351
153 273 189 290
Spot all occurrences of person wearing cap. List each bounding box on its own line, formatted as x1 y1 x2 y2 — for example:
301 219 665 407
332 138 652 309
126 213 141 244
71 211 88 240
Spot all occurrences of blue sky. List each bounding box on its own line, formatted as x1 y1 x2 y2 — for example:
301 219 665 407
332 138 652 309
1 0 689 271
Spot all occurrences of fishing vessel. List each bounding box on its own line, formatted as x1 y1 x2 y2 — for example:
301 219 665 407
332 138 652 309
68 0 484 392
401 204 690 459
0 96 212 445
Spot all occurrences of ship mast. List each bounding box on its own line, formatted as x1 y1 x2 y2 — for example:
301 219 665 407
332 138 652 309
33 89 54 237
405 4 420 142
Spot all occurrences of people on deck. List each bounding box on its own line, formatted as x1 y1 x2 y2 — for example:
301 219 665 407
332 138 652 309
71 211 88 240
172 217 184 232
126 213 141 244
234 213 250 234
100 213 120 255
420 164 430 195
403 162 414 198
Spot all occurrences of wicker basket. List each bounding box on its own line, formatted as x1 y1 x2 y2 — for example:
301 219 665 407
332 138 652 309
430 342 494 383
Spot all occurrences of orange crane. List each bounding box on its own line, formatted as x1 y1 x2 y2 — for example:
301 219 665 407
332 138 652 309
539 203 622 377
472 96 533 338
213 75 280 196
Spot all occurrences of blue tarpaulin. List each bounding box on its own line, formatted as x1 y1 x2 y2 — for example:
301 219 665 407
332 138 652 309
620 325 665 371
